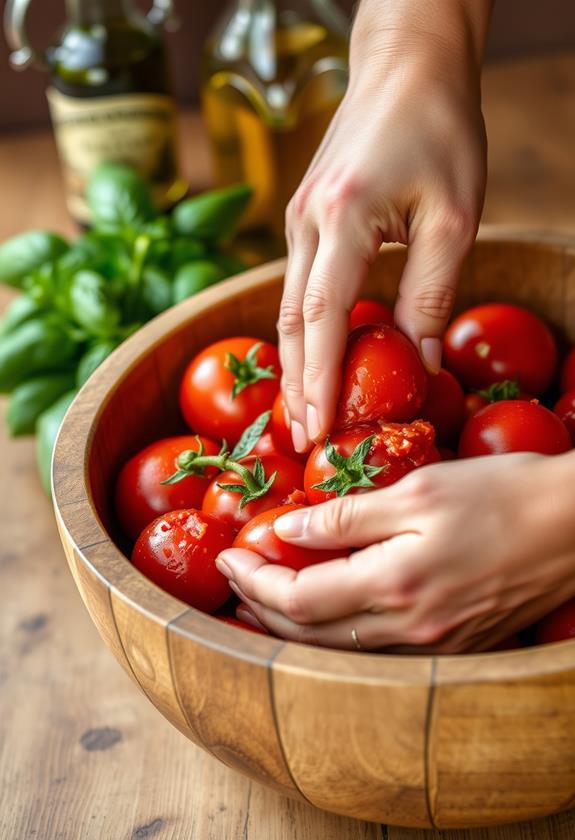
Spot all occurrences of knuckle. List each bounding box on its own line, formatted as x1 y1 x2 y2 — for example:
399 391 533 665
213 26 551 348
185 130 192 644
280 588 312 624
412 283 456 322
323 175 362 218
303 359 324 383
407 617 448 646
277 300 304 337
402 470 436 509
322 496 358 541
432 203 476 247
303 288 332 324
283 379 304 402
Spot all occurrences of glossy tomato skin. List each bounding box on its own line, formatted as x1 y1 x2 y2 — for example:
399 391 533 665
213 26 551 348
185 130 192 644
305 420 437 505
115 435 220 541
179 337 280 445
233 504 341 571
271 391 306 461
202 453 305 532
560 348 575 394
554 389 575 445
336 324 428 427
249 431 278 457
534 599 575 645
458 400 572 458
131 509 234 612
349 299 394 330
419 368 465 444
444 303 557 395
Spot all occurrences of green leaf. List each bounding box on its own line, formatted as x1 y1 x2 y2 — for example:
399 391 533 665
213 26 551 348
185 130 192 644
478 380 521 402
230 410 272 460
87 163 156 231
209 252 248 277
0 295 45 337
225 342 278 399
69 270 120 337
76 339 119 388
313 434 387 498
140 267 172 317
172 184 253 242
0 231 69 288
6 372 76 436
36 390 77 497
161 468 193 486
169 237 208 271
172 260 227 304
0 317 79 393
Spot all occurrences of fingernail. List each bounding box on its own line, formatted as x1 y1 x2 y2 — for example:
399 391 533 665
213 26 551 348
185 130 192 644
306 404 321 440
274 508 310 540
420 337 442 374
291 420 308 453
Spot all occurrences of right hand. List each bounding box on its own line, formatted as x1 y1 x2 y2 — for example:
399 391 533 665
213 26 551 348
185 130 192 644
279 9 489 451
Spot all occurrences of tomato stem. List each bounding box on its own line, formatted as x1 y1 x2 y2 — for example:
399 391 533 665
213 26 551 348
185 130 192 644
224 342 277 400
312 434 387 497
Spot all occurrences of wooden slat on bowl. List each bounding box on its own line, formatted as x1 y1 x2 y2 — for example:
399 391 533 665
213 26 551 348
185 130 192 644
53 231 575 829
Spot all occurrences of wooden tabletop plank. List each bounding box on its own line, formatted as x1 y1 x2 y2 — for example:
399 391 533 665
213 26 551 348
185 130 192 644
1 52 575 839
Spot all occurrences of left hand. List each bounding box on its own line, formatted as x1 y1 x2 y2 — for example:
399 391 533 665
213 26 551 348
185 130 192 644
216 452 575 653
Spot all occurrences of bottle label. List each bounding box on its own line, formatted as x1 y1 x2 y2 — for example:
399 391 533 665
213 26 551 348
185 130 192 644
46 89 181 223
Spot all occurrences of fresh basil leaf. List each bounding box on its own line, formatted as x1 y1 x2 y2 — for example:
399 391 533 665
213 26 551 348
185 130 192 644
172 184 252 241
172 260 227 304
69 270 120 337
0 231 69 288
87 163 156 231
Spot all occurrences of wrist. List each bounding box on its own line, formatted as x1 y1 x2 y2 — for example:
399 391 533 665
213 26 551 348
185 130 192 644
349 0 492 100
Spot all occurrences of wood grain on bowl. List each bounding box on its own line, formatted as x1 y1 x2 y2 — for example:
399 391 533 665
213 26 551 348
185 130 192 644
53 230 575 829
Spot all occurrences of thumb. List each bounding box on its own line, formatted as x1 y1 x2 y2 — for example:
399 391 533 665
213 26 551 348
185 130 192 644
273 490 407 549
393 211 477 373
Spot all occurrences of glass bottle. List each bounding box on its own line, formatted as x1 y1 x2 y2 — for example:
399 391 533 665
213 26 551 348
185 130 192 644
5 0 186 225
201 0 349 242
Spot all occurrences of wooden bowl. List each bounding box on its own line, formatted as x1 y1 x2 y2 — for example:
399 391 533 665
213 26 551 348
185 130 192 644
53 229 575 830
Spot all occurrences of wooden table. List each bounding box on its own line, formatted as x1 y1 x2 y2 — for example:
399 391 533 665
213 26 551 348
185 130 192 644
1 53 575 840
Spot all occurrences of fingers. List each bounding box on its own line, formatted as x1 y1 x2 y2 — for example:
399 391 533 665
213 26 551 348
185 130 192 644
273 486 413 550
278 221 319 451
393 208 477 372
300 233 372 440
218 545 385 624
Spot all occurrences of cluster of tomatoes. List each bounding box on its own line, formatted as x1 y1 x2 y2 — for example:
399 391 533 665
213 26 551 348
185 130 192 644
115 297 575 648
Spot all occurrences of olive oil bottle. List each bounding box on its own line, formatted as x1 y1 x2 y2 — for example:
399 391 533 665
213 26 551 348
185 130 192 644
5 0 186 224
202 0 349 241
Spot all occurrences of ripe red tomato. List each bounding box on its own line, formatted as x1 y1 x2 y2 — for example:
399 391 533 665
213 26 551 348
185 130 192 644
459 400 571 458
444 303 557 395
305 420 437 505
202 453 305 531
270 391 306 461
249 431 278 457
336 324 428 427
233 504 341 571
560 348 575 394
534 599 575 645
464 381 532 419
554 389 575 445
179 337 280 444
349 299 394 330
131 509 234 612
419 368 465 444
217 615 269 635
115 435 220 540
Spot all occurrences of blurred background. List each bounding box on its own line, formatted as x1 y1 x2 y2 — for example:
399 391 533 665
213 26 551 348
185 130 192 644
1 0 574 131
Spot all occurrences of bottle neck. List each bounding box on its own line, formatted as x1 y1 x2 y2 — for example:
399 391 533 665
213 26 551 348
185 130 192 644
66 0 131 26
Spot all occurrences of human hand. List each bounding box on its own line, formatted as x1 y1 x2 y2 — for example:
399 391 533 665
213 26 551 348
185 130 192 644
216 453 575 653
280 0 491 451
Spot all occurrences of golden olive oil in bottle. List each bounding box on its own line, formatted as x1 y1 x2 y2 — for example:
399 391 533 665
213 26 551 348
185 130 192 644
5 0 186 224
201 0 349 242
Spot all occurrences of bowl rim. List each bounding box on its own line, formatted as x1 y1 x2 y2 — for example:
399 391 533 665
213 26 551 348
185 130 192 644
52 227 575 687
